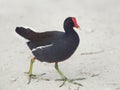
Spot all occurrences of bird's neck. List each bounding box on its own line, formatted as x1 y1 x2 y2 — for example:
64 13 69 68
64 26 75 34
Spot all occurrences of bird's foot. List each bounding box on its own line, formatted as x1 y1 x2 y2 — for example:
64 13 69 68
24 72 50 84
55 77 85 87
28 74 37 84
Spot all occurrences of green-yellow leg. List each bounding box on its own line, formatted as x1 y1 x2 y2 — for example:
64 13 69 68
28 57 36 84
55 62 67 87
55 62 83 87
27 57 49 84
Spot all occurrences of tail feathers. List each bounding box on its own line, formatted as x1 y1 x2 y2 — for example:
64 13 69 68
15 27 36 40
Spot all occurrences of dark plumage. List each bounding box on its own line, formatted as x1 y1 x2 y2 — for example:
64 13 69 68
16 17 80 63
15 17 81 87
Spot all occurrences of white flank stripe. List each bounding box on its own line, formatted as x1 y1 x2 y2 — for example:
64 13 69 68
32 43 53 52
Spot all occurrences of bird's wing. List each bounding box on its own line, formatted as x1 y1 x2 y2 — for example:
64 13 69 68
16 27 64 45
29 31 65 45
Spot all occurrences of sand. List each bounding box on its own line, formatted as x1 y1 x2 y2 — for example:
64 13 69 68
0 0 120 90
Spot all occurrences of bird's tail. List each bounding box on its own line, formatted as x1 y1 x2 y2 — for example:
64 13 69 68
15 27 36 40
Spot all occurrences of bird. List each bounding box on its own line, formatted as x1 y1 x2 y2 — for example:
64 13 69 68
15 17 82 87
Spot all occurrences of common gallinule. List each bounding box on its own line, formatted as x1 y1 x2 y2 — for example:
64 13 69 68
15 17 81 87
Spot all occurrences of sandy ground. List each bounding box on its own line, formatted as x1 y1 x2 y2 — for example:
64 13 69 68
0 0 120 90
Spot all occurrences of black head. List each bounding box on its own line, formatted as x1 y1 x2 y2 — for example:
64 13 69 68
63 17 80 33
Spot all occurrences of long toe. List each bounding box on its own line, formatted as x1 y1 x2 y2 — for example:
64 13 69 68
68 79 83 86
55 77 83 87
70 77 86 82
24 72 50 84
